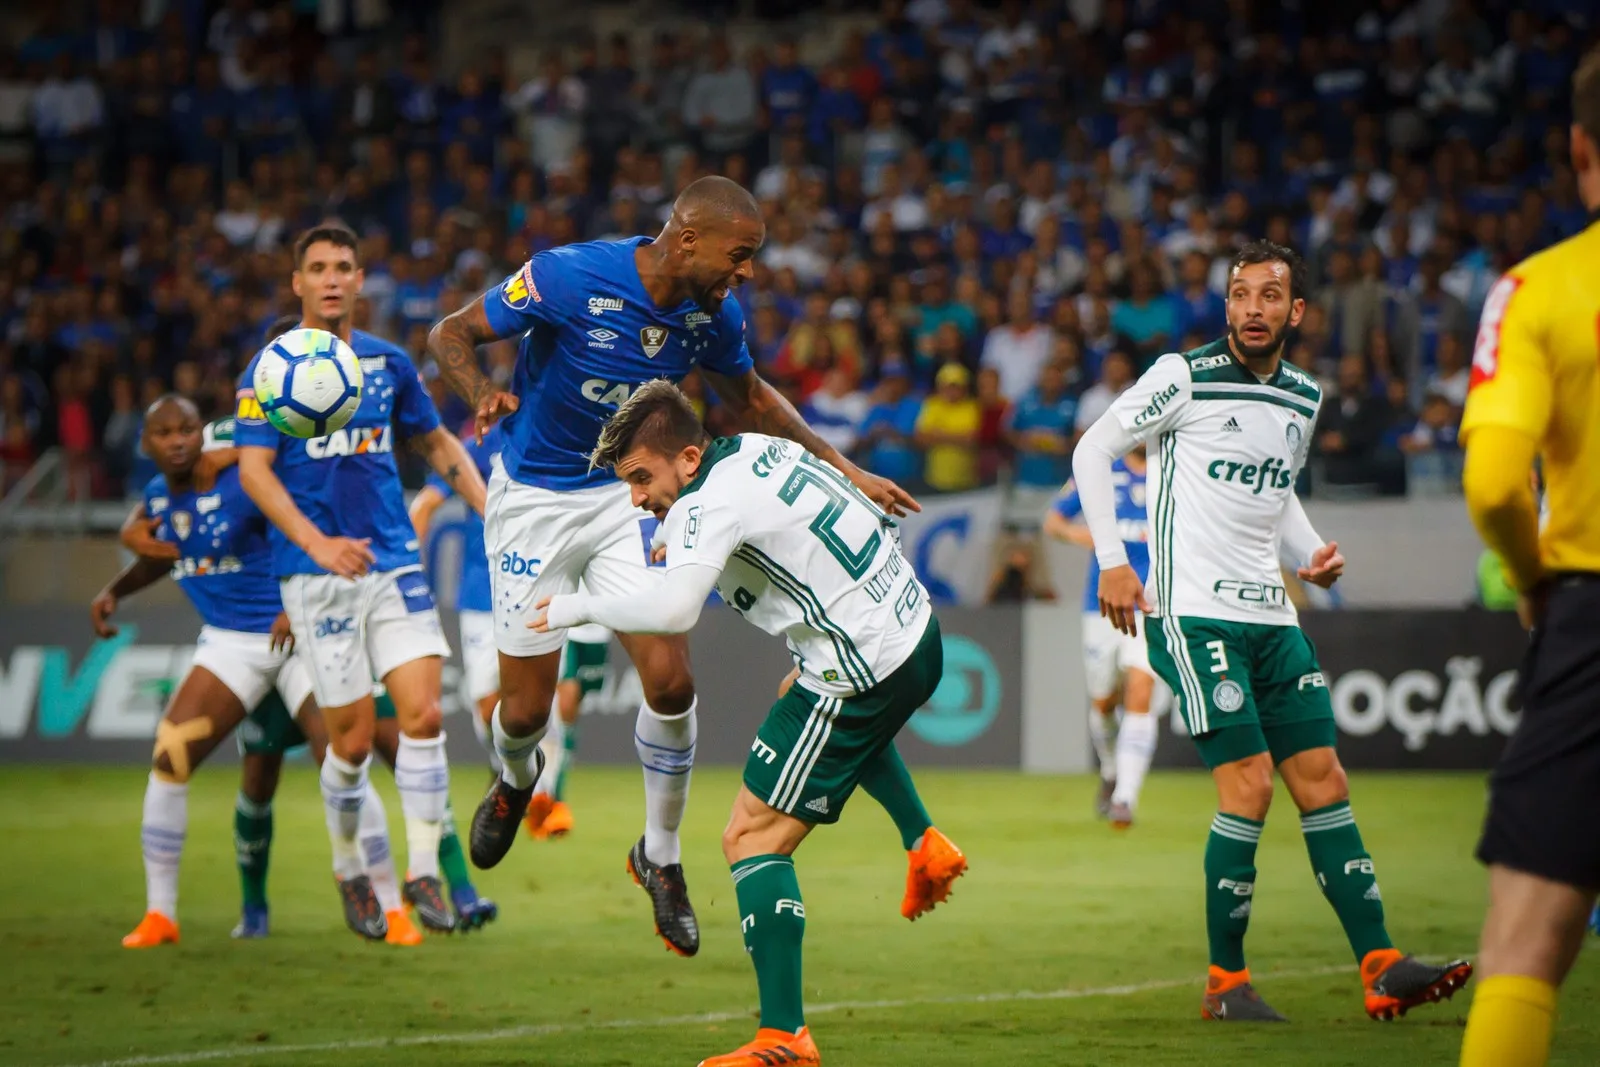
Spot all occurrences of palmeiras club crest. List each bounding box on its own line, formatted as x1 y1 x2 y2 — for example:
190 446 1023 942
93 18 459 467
640 326 668 359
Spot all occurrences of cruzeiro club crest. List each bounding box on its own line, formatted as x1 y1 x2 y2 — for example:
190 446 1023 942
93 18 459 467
640 326 668 359
1285 419 1304 455
171 511 192 540
1212 679 1245 713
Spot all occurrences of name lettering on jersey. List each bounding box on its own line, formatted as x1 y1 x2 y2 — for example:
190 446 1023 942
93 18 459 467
1133 383 1181 427
862 549 905 604
587 295 624 316
195 494 221 514
501 262 539 310
169 555 244 580
750 439 794 478
586 327 619 350
1190 353 1233 371
235 390 265 423
306 425 392 459
639 326 668 358
580 378 635 406
1213 578 1287 607
358 356 387 373
171 512 192 539
1206 456 1294 493
685 311 712 330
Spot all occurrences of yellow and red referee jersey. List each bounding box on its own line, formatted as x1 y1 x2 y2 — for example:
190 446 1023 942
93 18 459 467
1460 212 1600 578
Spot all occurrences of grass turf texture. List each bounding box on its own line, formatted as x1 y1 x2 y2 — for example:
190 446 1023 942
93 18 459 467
4 766 1597 1067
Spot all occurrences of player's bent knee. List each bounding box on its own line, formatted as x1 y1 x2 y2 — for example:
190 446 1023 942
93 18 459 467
402 700 443 738
1216 754 1274 820
151 750 186 784
644 677 695 717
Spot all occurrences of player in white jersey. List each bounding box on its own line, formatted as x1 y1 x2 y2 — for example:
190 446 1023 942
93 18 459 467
1072 241 1470 1022
531 380 964 1067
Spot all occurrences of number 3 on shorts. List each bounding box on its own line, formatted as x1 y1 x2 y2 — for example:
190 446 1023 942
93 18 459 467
1205 639 1230 674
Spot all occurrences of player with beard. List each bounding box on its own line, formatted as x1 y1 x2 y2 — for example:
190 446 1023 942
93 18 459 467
426 176 947 957
1071 241 1472 1022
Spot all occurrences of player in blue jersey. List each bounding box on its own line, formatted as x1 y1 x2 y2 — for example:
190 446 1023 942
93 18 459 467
1044 445 1160 828
237 224 488 940
94 395 319 947
427 176 919 956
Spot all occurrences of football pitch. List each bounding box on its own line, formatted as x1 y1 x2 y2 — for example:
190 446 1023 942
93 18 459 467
5 766 1598 1067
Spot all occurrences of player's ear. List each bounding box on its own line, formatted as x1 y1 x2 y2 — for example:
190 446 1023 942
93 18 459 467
1572 123 1594 175
354 265 366 292
678 226 697 257
1287 297 1305 329
290 270 303 299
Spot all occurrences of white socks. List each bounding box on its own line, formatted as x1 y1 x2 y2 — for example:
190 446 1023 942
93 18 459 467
636 699 697 866
140 773 187 919
1112 711 1158 810
537 712 567 798
1088 707 1118 783
320 751 369 880
358 781 402 912
470 708 502 774
394 733 448 879
493 702 546 790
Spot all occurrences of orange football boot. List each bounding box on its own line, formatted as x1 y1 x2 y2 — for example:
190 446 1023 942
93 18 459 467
901 827 968 920
697 1026 820 1067
1201 965 1287 1021
1361 948 1473 1020
121 911 179 948
540 800 575 838
523 792 554 837
384 908 423 946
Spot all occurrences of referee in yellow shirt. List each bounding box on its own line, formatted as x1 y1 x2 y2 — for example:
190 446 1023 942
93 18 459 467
1458 48 1600 1067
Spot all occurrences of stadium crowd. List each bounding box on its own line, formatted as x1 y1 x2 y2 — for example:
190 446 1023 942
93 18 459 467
0 0 1595 505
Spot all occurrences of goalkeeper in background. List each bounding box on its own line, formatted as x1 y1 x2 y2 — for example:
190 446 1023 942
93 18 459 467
1458 47 1600 1067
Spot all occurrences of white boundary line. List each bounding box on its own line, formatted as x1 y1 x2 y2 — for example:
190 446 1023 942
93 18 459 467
49 960 1380 1067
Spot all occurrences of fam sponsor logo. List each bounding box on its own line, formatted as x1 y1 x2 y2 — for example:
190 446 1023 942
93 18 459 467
1212 578 1288 607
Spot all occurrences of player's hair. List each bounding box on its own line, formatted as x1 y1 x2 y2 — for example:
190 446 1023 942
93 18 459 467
1229 240 1306 302
261 314 301 344
145 392 200 420
1576 46 1600 150
671 175 762 228
293 223 360 268
590 380 708 471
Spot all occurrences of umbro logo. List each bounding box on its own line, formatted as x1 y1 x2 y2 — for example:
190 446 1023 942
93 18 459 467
1222 417 1242 432
804 795 830 815
586 328 619 350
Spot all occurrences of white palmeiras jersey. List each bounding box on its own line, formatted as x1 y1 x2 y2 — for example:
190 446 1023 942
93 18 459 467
664 433 932 696
1104 339 1322 626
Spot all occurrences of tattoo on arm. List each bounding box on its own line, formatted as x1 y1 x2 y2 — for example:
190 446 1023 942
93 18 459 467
444 463 461 486
704 369 844 464
427 297 502 408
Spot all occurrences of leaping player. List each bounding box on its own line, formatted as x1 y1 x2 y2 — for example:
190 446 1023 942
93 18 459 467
427 176 947 955
237 223 487 940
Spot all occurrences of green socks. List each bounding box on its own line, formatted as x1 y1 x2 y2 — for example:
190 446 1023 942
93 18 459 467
732 854 806 1033
234 792 272 911
552 718 579 802
437 799 474 894
1301 801 1393 961
857 743 932 851
1205 813 1262 972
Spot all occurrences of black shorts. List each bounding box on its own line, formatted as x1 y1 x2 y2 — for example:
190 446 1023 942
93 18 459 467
1477 575 1600 890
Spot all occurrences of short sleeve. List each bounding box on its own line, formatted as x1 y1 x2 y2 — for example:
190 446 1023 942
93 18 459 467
1460 273 1552 446
1103 353 1194 439
390 351 442 439
703 296 756 378
233 355 282 450
1053 480 1082 520
482 255 560 337
663 492 743 575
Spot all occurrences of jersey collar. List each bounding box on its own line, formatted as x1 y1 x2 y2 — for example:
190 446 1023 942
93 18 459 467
679 435 743 497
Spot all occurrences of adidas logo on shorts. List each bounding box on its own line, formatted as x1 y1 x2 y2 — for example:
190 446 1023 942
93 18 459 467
1222 417 1242 432
804 796 830 815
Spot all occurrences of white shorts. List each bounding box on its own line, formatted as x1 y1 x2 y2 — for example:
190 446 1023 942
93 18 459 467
281 565 452 708
485 458 666 657
458 609 500 704
1082 611 1153 701
190 625 314 713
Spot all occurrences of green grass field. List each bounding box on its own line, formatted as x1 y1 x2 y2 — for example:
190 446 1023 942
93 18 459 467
3 765 1597 1067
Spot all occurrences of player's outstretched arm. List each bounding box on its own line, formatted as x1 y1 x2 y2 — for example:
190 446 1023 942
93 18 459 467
1072 415 1150 636
409 426 487 517
427 295 520 443
1042 509 1094 548
409 485 447 543
119 502 180 561
238 445 374 580
532 563 721 635
1280 493 1345 588
702 366 920 516
91 555 173 637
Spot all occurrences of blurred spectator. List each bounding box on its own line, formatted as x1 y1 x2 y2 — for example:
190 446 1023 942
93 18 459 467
974 365 1010 484
101 373 142 491
684 36 757 157
915 362 980 492
981 287 1053 403
855 366 923 489
1397 251 1471 396
1424 332 1471 411
1004 360 1078 529
800 365 870 456
1317 354 1405 496
1076 347 1135 431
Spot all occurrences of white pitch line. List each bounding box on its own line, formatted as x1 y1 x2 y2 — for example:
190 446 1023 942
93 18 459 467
46 960 1389 1067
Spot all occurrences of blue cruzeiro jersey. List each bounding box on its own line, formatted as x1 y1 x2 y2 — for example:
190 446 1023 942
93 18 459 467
425 425 500 613
236 329 442 577
143 467 282 633
483 237 755 491
1055 458 1151 614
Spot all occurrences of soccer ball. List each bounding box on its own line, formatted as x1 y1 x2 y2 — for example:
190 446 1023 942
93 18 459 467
252 328 363 438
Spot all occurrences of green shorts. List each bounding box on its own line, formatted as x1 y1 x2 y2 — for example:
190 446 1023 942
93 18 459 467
743 616 943 824
1146 615 1336 769
560 639 610 696
237 691 307 756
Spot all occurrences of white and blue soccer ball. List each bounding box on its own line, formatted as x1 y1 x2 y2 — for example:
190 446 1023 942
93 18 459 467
252 328 363 438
